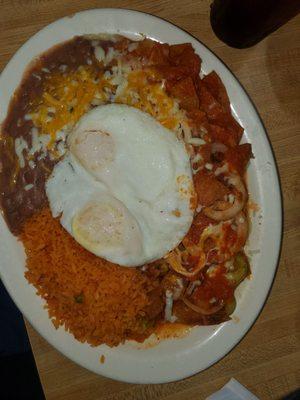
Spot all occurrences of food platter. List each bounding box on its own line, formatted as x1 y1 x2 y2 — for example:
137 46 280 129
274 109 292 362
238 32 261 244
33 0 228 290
0 9 282 383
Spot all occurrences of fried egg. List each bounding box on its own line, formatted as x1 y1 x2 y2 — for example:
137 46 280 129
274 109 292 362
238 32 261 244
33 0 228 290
46 104 195 267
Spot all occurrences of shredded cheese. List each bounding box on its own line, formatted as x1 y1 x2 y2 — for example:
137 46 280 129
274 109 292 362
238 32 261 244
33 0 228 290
115 69 190 133
30 66 106 142
164 290 177 323
228 194 235 204
24 184 34 191
206 264 219 278
205 163 213 170
15 137 28 168
188 137 206 146
94 46 105 63
17 44 196 168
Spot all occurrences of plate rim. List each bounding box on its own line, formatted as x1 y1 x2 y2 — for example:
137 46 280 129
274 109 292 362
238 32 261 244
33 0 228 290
0 7 283 383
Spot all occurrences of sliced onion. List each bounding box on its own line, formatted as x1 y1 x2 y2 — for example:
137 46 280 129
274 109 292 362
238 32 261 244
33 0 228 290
185 280 202 296
214 163 229 176
166 249 206 278
203 173 247 221
232 211 248 253
164 290 174 322
182 297 224 315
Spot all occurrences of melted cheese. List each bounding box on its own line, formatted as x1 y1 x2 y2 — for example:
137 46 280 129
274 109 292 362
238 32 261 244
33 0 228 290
21 45 193 166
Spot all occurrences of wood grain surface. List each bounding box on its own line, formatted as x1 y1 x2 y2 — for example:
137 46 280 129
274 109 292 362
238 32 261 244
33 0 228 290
1 1 299 399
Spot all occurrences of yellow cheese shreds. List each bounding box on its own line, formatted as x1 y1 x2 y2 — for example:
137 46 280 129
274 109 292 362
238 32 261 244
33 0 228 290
31 66 110 144
115 69 179 131
28 65 187 156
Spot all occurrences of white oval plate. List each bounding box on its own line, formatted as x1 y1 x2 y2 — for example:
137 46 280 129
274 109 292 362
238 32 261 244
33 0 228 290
0 9 282 383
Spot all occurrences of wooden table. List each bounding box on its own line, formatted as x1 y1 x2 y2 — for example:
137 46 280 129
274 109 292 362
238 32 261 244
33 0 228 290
1 1 299 399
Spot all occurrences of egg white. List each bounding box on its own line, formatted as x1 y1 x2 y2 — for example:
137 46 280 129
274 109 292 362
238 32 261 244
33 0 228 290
46 104 195 267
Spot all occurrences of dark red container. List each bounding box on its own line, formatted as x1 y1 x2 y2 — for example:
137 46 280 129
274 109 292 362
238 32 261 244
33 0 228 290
210 0 300 48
